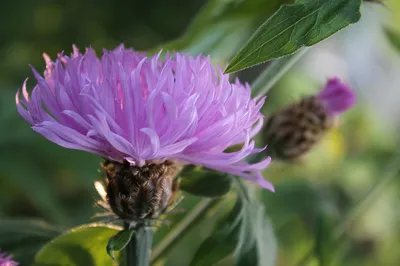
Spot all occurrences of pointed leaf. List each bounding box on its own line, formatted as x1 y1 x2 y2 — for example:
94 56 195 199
34 223 121 266
106 229 134 260
225 0 362 73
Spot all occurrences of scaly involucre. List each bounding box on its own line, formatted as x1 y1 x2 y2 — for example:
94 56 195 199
16 45 273 191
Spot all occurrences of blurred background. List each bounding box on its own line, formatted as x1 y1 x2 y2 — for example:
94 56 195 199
0 0 399 265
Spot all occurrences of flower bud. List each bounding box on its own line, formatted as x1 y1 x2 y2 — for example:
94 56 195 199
263 78 355 161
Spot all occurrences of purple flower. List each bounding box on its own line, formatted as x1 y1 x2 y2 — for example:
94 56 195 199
16 45 273 191
318 77 356 116
0 251 18 266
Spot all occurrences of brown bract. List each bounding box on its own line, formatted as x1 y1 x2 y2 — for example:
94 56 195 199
102 160 182 224
263 96 335 161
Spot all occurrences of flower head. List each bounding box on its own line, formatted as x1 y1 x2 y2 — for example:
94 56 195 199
16 45 272 191
263 77 356 160
0 251 18 266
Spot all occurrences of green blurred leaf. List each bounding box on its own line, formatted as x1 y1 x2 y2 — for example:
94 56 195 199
0 154 67 223
189 200 241 266
180 170 232 198
155 0 290 60
225 0 362 73
263 179 322 224
235 203 277 266
314 208 351 266
315 209 336 266
34 223 121 266
106 229 134 260
0 219 63 265
190 177 277 266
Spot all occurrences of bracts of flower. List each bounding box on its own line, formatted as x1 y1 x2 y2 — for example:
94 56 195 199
263 77 356 161
0 251 18 266
16 44 273 226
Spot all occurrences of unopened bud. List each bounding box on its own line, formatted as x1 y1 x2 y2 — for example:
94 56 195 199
263 78 355 161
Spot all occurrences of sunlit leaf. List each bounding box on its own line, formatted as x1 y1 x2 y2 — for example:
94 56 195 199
225 0 362 73
34 223 121 266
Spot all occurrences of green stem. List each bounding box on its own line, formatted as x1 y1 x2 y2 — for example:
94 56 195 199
251 48 309 96
125 223 153 266
150 198 218 263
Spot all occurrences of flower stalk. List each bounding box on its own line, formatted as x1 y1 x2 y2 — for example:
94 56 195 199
125 223 153 266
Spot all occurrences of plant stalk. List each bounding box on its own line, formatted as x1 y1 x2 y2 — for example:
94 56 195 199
125 223 153 266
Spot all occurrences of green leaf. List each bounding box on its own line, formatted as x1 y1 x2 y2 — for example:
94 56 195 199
0 219 63 265
314 209 336 266
233 179 277 266
235 204 277 266
34 223 121 266
225 0 362 73
190 177 277 266
0 151 68 223
262 179 329 226
314 209 350 266
180 170 232 197
189 199 241 266
106 229 134 260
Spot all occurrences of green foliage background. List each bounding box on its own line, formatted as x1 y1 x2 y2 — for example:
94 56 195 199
1 0 400 265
